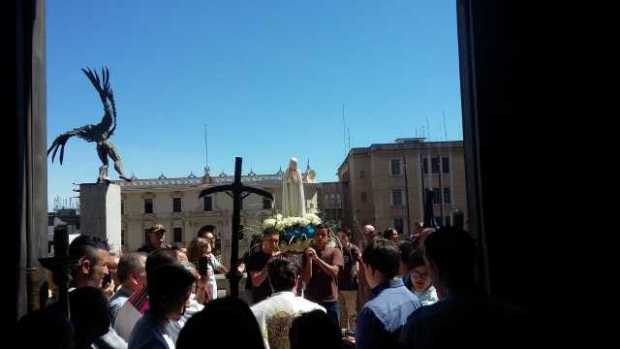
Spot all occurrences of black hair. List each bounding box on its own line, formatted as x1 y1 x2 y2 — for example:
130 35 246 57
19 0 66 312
69 235 110 278
68 287 110 348
290 310 343 349
315 223 328 231
268 257 299 292
408 249 426 269
117 252 147 283
177 297 265 349
362 238 400 279
197 225 216 237
69 234 109 260
263 227 280 236
147 263 196 320
423 226 476 288
398 239 416 269
383 227 398 239
17 307 74 349
336 227 352 238
145 248 178 284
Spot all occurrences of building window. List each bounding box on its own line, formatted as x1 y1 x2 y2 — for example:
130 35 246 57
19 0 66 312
204 196 213 211
435 216 443 225
144 229 150 242
360 170 365 179
392 189 403 207
121 229 125 247
433 188 442 204
390 159 402 176
173 198 182 212
361 192 368 203
393 218 404 234
423 158 429 174
442 157 450 173
263 197 272 210
121 200 124 215
444 216 452 226
144 199 153 214
431 157 440 173
173 227 183 243
443 188 452 204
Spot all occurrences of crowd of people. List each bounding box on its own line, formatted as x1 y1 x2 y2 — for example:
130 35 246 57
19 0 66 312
17 221 528 349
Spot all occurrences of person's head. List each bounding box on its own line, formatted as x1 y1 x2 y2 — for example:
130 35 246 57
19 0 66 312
146 224 166 248
336 227 351 246
68 287 111 348
107 253 120 286
145 247 179 284
268 257 300 293
148 263 196 322
117 252 147 291
362 238 400 288
363 224 376 241
17 307 74 349
197 225 215 239
261 228 280 255
408 250 432 292
383 227 400 242
290 310 343 349
314 224 331 249
398 239 416 275
69 234 111 288
187 237 211 266
177 297 265 349
423 226 476 292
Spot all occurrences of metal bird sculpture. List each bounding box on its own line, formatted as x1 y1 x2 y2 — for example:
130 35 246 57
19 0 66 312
48 67 132 183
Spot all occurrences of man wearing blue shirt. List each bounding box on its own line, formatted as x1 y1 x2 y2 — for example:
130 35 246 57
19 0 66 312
356 238 422 349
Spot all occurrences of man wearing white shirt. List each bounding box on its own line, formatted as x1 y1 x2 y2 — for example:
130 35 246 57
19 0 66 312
251 257 325 349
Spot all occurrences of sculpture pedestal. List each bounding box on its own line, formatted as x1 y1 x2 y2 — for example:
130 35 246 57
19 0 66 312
79 183 122 254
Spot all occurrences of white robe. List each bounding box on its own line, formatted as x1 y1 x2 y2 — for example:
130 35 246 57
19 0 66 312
282 169 306 217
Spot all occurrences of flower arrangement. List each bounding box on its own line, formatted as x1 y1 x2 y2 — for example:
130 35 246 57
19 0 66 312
262 213 322 253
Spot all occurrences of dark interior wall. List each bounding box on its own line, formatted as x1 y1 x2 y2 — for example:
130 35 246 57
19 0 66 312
458 0 522 306
458 0 548 312
8 0 48 325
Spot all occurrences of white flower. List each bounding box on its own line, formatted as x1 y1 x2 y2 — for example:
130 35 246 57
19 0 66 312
275 221 286 232
275 214 283 220
263 218 276 229
299 218 310 226
305 213 322 225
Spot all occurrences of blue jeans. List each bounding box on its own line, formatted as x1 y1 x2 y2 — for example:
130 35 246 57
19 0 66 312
320 301 340 326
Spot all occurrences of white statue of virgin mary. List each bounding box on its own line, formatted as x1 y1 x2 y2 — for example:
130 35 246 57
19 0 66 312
281 157 306 217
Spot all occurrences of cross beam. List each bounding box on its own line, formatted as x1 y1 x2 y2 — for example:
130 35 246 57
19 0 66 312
199 157 273 298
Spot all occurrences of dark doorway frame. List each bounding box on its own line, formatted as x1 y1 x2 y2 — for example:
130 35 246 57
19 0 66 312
10 0 535 326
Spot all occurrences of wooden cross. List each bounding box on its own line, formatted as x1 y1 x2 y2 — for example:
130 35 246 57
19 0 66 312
39 225 78 319
199 157 273 298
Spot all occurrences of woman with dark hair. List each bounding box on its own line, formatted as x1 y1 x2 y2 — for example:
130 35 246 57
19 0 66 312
176 297 265 349
128 263 196 349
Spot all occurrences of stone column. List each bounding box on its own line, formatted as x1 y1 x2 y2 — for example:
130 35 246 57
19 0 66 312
79 183 122 255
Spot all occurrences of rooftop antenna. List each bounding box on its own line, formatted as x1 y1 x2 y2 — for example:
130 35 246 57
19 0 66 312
442 110 448 141
204 124 209 174
347 127 351 152
426 115 431 141
342 104 347 157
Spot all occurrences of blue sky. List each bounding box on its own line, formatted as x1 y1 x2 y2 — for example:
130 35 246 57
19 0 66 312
47 0 462 208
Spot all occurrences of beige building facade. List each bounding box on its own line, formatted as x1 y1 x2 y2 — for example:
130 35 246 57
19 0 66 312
338 138 467 242
116 168 319 267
